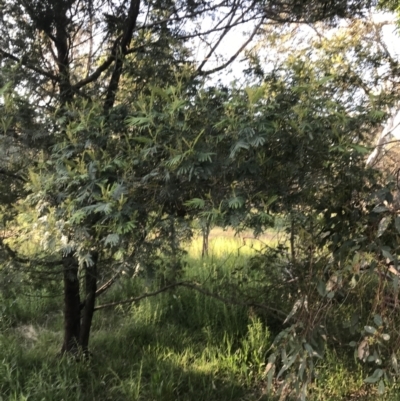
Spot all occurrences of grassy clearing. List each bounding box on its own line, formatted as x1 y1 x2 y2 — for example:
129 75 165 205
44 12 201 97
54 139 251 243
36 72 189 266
0 234 397 400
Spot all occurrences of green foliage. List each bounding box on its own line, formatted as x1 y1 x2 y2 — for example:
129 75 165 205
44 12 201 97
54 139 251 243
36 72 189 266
0 246 272 401
2 0 400 399
3 241 400 400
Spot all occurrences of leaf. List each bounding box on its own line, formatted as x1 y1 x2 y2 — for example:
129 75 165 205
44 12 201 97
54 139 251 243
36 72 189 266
79 253 94 267
304 343 314 354
351 144 370 154
228 196 245 209
249 136 266 147
364 325 376 334
0 82 12 96
230 140 249 158
184 198 205 209
364 368 383 384
391 353 398 374
117 220 135 234
277 352 298 378
298 357 306 380
165 154 185 167
304 342 322 358
395 217 400 234
104 233 119 246
266 363 275 391
111 184 127 200
265 195 278 208
197 152 215 162
70 210 86 224
373 314 383 326
94 202 112 215
372 205 389 213
265 353 276 391
316 75 334 85
378 379 385 395
126 116 152 127
381 248 394 262
245 86 264 104
377 216 391 237
358 338 369 361
284 297 303 324
317 280 326 296
131 136 153 144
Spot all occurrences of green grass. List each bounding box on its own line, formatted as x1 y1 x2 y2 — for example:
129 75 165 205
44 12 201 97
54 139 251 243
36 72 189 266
0 234 397 400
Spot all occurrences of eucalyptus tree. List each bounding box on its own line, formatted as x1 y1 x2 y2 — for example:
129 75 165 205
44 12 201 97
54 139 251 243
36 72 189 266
229 17 400 398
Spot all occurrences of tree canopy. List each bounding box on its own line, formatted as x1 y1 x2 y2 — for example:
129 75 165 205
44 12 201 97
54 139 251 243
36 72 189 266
2 0 400 399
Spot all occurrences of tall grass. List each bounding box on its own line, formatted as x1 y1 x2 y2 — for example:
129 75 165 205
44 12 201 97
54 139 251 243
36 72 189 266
0 234 396 400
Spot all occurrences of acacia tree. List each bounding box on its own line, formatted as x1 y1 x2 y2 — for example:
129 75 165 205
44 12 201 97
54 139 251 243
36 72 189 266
0 0 376 356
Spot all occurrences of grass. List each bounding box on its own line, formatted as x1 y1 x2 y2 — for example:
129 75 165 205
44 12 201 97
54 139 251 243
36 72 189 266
0 232 397 400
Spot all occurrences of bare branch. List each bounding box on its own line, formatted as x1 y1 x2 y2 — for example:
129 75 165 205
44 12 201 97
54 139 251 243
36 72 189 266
196 0 241 73
71 26 122 90
94 280 286 319
197 17 265 76
180 282 286 319
94 281 183 310
0 48 59 82
138 0 229 32
172 16 264 43
95 273 120 297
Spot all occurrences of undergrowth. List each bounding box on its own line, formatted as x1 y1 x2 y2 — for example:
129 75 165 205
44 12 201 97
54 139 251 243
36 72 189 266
0 235 397 400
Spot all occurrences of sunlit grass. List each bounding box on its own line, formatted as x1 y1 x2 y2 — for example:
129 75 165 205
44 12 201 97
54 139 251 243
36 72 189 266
1 227 398 400
186 227 284 259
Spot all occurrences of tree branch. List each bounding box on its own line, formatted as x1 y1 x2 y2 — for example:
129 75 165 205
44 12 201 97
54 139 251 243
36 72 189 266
138 0 228 32
196 0 241 73
94 280 286 319
0 236 63 267
0 48 59 82
94 281 183 310
95 273 120 297
103 0 141 113
72 36 122 90
197 17 265 77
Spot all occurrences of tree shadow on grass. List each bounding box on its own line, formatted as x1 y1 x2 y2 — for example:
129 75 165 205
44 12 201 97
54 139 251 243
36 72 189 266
89 319 270 401
90 344 268 401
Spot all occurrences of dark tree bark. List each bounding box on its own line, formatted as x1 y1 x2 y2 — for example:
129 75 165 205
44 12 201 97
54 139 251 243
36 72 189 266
103 0 141 113
61 255 81 354
79 251 98 353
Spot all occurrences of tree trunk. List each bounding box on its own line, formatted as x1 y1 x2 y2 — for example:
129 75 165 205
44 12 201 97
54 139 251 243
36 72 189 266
79 252 98 354
61 254 81 354
201 220 211 258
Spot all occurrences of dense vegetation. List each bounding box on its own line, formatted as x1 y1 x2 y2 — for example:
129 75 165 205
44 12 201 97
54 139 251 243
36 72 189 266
2 0 400 399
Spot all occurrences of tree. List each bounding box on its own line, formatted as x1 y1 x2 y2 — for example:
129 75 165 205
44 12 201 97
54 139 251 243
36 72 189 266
0 0 377 359
230 16 400 398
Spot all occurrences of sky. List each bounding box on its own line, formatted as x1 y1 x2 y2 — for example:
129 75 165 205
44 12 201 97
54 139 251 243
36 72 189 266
190 10 400 85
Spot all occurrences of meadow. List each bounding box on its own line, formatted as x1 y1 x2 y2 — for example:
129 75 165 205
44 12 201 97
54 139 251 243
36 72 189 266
0 231 395 400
